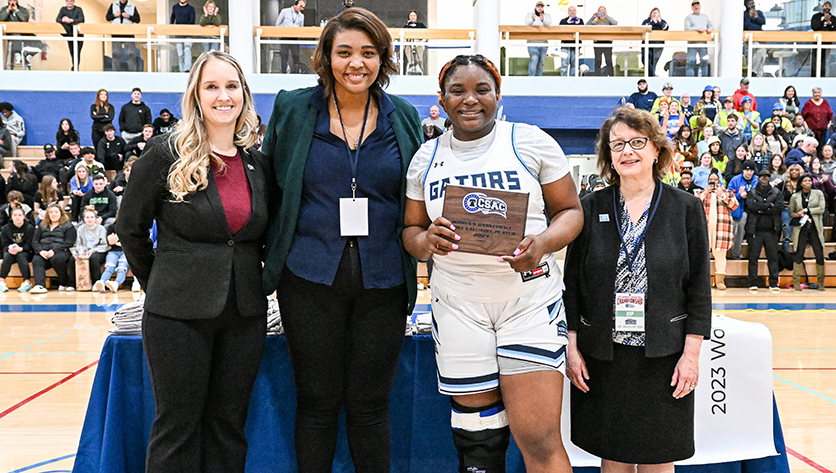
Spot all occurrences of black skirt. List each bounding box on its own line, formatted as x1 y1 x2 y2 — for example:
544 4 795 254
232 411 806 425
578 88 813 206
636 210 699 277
570 343 695 464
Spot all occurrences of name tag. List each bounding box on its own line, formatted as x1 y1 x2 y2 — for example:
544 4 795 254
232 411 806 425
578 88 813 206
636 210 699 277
599 214 610 222
615 292 645 332
339 198 369 236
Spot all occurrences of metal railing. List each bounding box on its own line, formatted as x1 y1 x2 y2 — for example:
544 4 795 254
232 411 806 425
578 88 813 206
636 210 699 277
499 26 719 77
0 22 226 72
744 30 836 78
254 26 476 74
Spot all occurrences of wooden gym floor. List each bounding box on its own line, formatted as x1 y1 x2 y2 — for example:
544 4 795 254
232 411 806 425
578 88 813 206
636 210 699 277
0 288 834 473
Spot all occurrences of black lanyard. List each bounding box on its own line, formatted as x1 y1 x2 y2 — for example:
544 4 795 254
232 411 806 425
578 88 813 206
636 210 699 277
333 90 371 199
613 182 663 273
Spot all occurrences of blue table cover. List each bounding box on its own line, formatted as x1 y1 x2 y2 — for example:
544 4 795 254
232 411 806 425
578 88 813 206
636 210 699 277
72 335 790 473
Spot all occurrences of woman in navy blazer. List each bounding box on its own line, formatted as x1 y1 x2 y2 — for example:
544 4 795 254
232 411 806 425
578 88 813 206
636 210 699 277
563 107 711 470
118 51 271 473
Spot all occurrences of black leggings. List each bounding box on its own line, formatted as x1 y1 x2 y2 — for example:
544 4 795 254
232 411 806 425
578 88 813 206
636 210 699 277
142 289 266 473
794 223 825 265
0 250 31 279
277 242 407 473
87 251 107 282
32 250 73 287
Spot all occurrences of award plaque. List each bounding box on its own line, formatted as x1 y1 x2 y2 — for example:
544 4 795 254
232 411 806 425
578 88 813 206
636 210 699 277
441 185 529 256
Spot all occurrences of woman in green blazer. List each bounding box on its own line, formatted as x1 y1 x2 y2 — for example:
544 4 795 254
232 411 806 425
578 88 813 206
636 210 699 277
261 8 423 472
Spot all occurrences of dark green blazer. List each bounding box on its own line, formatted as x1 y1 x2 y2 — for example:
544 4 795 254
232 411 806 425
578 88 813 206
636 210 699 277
261 86 423 314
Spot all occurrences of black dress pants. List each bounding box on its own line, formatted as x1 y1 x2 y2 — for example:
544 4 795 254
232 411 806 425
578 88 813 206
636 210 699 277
747 229 780 287
142 286 266 473
277 241 407 473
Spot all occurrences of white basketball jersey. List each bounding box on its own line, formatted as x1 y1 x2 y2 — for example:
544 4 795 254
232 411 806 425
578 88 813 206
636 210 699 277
415 121 567 302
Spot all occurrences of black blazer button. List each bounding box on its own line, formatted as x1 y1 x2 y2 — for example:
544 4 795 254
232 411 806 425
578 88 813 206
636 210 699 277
227 240 234 246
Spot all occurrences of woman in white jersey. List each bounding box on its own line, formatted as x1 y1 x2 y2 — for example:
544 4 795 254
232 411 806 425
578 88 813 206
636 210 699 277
403 55 582 473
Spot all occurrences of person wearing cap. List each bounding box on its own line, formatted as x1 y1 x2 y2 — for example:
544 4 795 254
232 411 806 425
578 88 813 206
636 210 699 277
695 85 720 122
641 8 668 77
764 103 793 133
680 93 694 120
743 0 766 77
33 144 63 183
588 5 618 76
739 96 761 142
558 5 584 76
650 83 679 115
699 168 737 290
683 0 713 77
706 135 728 173
801 86 832 155
745 168 784 292
732 78 757 112
714 97 741 135
677 168 702 195
525 1 552 76
811 1 836 77
625 79 657 112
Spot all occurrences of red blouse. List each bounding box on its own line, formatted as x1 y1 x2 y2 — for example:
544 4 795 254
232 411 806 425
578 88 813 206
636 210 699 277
211 151 252 234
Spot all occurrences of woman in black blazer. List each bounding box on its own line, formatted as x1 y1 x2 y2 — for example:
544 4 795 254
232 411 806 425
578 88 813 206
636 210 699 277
118 51 271 473
563 107 712 470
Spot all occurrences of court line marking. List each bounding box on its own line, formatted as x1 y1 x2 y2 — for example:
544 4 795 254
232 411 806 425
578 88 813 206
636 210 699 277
6 453 75 473
774 368 836 371
0 372 74 375
0 361 98 421
773 375 836 405
785 446 834 473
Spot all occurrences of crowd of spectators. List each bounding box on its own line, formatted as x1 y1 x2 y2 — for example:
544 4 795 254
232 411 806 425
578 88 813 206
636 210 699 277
617 77 836 289
0 86 175 294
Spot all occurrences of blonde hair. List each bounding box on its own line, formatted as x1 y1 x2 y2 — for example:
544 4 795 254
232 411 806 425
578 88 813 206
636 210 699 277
167 51 258 202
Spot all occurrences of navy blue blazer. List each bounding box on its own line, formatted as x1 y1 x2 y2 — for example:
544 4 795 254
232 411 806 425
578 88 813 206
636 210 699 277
563 183 712 361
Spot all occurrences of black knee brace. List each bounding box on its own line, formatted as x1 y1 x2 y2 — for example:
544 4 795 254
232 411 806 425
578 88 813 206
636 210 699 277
450 399 510 473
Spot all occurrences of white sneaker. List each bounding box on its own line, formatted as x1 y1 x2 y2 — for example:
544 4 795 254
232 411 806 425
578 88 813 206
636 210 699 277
106 281 119 293
65 286 75 292
93 280 105 293
18 281 32 292
58 285 66 291
29 285 47 294
748 286 758 293
132 279 141 292
769 286 781 293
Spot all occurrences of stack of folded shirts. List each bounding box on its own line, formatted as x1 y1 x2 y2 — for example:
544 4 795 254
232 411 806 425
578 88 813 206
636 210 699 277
109 298 145 335
266 297 283 336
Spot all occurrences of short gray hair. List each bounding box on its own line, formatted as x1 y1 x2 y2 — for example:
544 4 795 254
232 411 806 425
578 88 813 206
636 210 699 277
813 86 823 94
803 136 819 148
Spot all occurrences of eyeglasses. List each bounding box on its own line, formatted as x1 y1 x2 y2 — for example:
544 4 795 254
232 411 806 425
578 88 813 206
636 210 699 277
608 137 649 152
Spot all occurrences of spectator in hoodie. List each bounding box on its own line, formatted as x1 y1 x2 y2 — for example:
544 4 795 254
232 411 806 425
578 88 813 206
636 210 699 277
152 108 179 135
732 77 757 112
727 159 758 260
0 103 24 157
0 206 34 292
118 87 152 141
72 206 109 284
96 124 126 172
80 174 117 225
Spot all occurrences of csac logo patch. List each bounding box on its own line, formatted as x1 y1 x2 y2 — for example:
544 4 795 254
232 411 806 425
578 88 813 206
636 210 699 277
462 192 508 218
